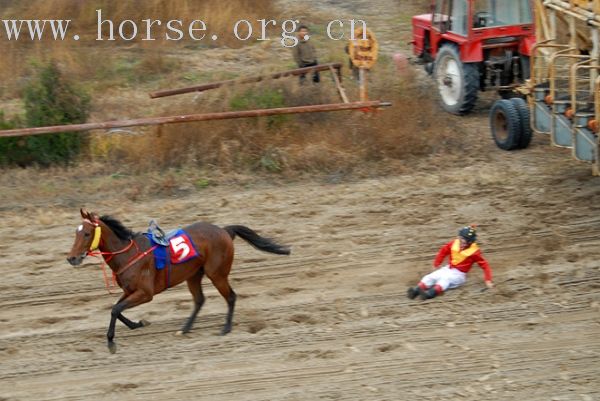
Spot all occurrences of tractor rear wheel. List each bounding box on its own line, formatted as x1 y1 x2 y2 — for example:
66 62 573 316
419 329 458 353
509 97 533 149
490 99 522 151
433 44 479 115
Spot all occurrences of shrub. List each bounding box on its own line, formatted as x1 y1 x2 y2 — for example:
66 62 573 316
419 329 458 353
11 62 91 166
0 111 24 166
230 87 288 128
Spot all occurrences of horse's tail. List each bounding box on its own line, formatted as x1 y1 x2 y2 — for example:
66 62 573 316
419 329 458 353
224 225 291 255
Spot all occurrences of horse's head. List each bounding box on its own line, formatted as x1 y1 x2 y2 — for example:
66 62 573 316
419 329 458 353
67 208 102 266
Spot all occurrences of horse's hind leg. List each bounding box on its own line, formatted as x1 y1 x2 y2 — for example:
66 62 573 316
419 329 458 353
205 234 236 335
210 275 237 335
178 268 205 335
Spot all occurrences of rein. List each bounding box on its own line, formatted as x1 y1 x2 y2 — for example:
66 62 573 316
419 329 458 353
87 238 157 294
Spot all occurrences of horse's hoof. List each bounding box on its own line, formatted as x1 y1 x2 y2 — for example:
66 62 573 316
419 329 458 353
108 342 117 354
220 328 231 336
175 330 186 336
140 320 151 327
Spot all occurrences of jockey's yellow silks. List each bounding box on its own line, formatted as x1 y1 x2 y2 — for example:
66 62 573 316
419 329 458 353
90 226 102 251
450 239 479 265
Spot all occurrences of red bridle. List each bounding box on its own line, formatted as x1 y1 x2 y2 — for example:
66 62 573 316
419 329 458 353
86 234 157 294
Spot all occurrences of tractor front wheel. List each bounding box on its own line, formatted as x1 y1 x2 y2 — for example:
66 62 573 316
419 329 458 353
433 44 479 115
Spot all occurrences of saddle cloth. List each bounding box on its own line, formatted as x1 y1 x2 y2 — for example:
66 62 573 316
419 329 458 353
145 221 200 270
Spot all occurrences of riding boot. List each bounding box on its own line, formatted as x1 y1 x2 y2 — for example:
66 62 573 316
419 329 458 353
420 286 442 300
407 286 421 300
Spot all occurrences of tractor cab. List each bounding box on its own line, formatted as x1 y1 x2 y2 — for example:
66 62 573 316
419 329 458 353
472 1 533 29
412 0 535 114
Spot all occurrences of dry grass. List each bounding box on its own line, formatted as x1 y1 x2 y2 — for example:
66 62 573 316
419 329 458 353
1 0 275 42
0 63 462 208
0 0 278 91
86 61 459 178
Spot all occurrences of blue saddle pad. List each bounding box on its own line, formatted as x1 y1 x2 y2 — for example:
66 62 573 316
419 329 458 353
145 229 200 270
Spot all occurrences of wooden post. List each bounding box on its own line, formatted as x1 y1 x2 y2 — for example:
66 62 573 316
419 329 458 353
329 65 349 103
348 27 377 102
359 68 368 102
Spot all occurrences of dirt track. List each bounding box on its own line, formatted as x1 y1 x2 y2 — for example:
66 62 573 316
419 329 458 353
1 0 600 399
1 113 600 400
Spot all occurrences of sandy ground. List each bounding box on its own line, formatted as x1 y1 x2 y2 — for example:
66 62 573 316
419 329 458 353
1 1 600 400
1 109 600 400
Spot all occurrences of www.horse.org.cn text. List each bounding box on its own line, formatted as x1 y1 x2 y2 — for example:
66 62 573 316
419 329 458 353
0 10 369 47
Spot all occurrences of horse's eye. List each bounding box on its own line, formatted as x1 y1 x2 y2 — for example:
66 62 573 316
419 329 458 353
84 233 91 237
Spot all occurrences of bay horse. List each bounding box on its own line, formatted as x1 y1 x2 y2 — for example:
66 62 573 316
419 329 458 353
67 209 290 353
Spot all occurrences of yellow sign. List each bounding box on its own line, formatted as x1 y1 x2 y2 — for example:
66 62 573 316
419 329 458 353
348 27 379 69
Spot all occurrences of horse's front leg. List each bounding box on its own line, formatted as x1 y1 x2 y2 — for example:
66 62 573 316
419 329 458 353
107 290 153 354
112 293 148 330
116 312 149 330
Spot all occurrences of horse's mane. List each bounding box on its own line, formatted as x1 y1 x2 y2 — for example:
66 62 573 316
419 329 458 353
100 215 138 241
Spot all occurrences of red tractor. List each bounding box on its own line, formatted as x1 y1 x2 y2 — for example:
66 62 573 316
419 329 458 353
411 0 535 115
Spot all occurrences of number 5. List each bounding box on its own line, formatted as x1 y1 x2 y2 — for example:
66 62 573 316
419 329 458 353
170 236 190 261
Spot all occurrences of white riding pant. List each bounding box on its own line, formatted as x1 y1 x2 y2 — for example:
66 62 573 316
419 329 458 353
421 265 467 291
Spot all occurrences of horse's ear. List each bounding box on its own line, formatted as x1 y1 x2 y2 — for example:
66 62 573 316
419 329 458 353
80 208 88 219
90 212 100 223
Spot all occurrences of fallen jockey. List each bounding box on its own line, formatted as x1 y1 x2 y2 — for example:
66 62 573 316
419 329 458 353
407 225 493 300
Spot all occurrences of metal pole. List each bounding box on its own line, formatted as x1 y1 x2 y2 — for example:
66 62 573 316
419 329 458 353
0 101 391 138
149 63 343 99
569 15 577 49
545 0 600 27
549 9 557 40
535 0 551 41
596 76 600 176
591 28 599 94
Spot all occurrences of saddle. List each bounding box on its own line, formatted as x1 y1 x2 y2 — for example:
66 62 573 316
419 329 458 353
146 220 200 270
148 220 178 246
